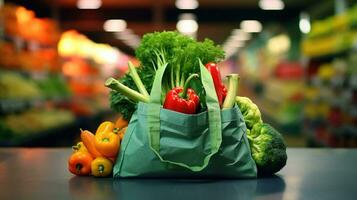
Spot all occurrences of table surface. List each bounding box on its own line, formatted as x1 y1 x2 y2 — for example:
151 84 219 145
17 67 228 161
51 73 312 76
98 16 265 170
0 148 356 200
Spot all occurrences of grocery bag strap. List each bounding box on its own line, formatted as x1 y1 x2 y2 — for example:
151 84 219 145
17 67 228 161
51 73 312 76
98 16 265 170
147 61 222 172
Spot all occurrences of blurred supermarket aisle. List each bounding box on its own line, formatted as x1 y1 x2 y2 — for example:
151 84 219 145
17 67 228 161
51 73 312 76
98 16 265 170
0 0 356 147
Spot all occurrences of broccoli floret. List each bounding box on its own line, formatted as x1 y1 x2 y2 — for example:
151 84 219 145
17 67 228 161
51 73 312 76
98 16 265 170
247 123 287 176
236 96 263 129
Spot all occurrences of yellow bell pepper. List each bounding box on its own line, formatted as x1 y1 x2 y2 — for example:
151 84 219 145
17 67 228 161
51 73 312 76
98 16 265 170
95 121 120 157
95 121 115 136
91 157 113 177
72 142 88 153
95 130 120 158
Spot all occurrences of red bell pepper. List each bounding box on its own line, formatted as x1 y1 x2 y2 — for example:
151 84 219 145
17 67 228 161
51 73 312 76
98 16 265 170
163 74 199 114
205 62 227 107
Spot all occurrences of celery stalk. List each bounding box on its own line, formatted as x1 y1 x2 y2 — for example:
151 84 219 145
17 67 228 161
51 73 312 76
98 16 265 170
105 78 150 103
222 74 240 109
128 61 150 98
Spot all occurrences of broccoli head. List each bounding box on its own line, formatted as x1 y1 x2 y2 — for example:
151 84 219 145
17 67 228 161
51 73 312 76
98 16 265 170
236 96 263 129
247 123 287 176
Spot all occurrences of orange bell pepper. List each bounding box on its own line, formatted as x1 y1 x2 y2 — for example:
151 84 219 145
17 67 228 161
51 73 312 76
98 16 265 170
80 129 102 158
68 151 93 176
118 127 127 141
114 116 128 130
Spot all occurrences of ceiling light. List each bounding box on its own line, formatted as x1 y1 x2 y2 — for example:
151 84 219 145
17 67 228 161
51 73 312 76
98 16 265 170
103 19 127 32
299 13 311 34
77 0 102 9
177 19 198 33
240 20 262 33
175 0 199 10
259 0 284 10
177 14 198 34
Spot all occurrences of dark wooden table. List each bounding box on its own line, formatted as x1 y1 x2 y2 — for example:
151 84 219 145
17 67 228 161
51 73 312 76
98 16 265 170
0 148 356 200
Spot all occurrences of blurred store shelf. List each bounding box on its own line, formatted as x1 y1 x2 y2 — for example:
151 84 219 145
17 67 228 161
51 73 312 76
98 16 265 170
302 5 357 148
0 109 115 147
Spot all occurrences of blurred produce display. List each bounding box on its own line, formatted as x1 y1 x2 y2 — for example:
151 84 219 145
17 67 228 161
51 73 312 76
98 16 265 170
0 4 122 146
304 51 357 147
302 5 357 57
0 71 42 99
0 4 60 45
233 31 304 135
303 6 357 147
0 108 75 138
0 71 70 100
57 30 131 116
0 42 61 72
37 74 71 98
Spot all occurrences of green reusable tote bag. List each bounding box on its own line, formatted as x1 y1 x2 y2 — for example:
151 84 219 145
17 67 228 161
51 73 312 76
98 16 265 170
113 62 257 178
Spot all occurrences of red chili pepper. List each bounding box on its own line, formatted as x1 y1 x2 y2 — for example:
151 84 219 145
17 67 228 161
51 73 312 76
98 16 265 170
163 74 199 114
205 62 226 107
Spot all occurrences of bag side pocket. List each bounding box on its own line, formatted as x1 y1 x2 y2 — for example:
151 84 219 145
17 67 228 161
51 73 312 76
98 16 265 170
158 108 211 167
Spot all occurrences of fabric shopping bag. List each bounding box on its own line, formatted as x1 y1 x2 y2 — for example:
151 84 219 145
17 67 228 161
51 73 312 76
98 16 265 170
113 62 257 178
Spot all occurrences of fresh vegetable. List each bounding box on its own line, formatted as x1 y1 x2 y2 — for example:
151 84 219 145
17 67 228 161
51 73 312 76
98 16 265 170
69 121 120 177
163 73 200 114
80 129 102 158
109 65 154 120
95 121 115 136
108 157 116 163
105 77 150 103
222 74 240 109
95 128 120 158
114 116 128 130
205 62 227 107
95 121 120 157
163 87 200 114
91 157 113 177
105 60 151 104
222 85 227 100
118 127 127 141
108 31 225 120
127 61 150 99
72 142 88 153
247 123 287 176
236 96 263 129
68 152 93 176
